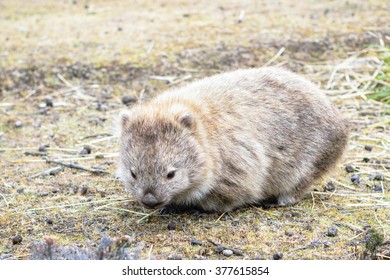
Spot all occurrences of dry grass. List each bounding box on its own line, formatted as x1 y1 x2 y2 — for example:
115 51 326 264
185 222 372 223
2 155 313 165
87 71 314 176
0 0 389 260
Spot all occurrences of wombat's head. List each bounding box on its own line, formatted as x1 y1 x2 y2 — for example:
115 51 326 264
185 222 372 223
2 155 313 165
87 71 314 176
118 104 209 209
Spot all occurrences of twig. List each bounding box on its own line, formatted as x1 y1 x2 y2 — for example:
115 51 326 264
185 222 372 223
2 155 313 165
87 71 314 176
81 133 113 140
0 193 9 208
263 47 285 67
215 212 226 222
45 158 109 175
28 166 64 179
290 240 330 252
27 198 128 211
77 135 117 146
328 177 358 191
206 238 244 256
100 206 149 216
24 151 48 157
137 209 159 223
148 244 154 260
93 199 136 210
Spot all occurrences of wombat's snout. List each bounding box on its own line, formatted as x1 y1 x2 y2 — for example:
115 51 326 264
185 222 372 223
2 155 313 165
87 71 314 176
141 193 162 209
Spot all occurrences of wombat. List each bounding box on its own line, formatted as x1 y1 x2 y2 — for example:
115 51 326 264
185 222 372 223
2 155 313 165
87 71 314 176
118 67 348 212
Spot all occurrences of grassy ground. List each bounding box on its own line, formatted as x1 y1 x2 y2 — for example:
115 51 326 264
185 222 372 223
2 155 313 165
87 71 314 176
0 0 389 260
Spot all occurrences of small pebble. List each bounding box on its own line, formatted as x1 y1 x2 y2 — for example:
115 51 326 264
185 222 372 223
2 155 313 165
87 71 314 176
80 186 88 196
44 97 54 107
345 165 354 173
362 157 370 163
16 188 24 194
327 226 338 237
39 102 47 109
273 252 283 260
369 173 384 181
222 249 233 257
364 145 373 152
324 181 335 192
80 146 92 155
121 95 137 106
167 222 176 231
168 255 182 260
191 238 203 246
38 191 49 197
38 144 49 152
12 235 23 245
46 218 53 225
373 184 382 192
285 230 294 237
351 174 360 185
14 121 23 128
214 245 224 253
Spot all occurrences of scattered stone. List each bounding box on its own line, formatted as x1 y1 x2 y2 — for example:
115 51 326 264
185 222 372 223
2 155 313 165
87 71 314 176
16 188 24 194
39 102 47 109
369 173 384 181
168 254 182 260
364 145 373 152
117 26 123 32
46 218 53 225
324 181 335 192
80 145 92 155
191 238 204 246
351 174 360 185
121 95 137 106
273 252 283 260
362 157 370 163
14 121 23 128
80 186 88 196
345 165 354 173
214 245 224 253
222 249 233 257
12 235 23 245
285 230 294 237
96 102 108 111
373 184 382 192
38 144 49 152
167 222 176 231
327 226 338 237
38 190 49 197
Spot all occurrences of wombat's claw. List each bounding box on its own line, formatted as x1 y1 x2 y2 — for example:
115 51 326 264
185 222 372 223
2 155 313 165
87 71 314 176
158 207 172 215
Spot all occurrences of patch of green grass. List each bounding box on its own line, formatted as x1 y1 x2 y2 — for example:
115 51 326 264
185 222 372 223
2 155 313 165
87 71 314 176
368 47 390 104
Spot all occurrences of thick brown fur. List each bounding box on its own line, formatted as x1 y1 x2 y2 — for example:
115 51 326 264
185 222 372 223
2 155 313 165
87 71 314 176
118 67 349 212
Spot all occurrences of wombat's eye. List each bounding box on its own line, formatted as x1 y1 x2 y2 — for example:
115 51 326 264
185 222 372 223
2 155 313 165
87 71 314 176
130 170 137 179
167 170 175 180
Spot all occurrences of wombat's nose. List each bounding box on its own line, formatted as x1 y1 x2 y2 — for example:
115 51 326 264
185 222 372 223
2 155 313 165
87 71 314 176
141 193 160 208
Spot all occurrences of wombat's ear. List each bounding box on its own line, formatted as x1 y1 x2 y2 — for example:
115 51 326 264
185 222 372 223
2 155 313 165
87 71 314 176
120 111 132 128
170 104 195 129
177 112 194 129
